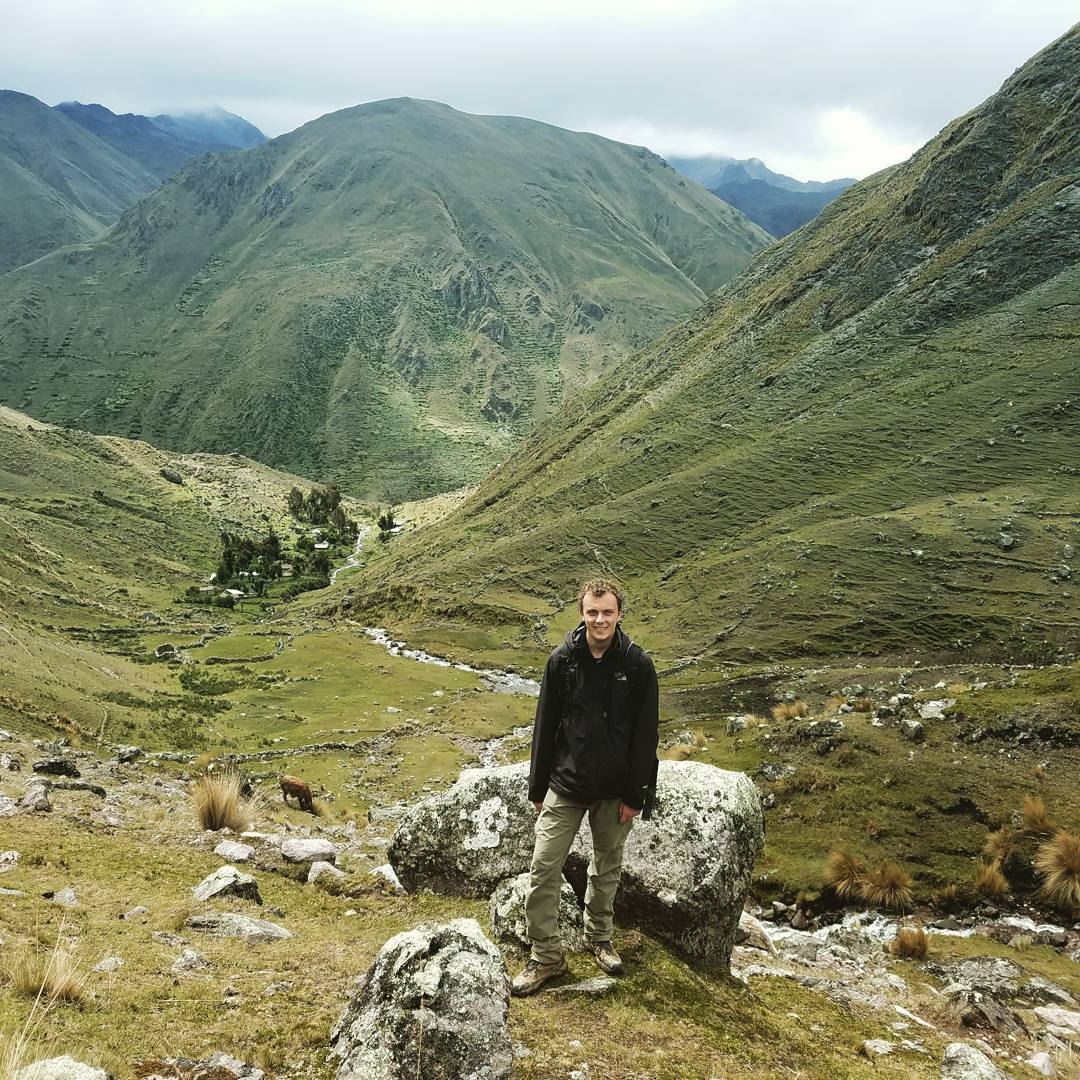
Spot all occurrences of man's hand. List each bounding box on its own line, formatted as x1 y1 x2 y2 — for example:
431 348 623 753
618 803 640 826
534 801 543 815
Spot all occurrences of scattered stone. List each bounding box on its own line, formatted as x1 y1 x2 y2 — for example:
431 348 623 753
940 1042 1012 1080
918 700 955 721
565 761 764 971
53 779 107 798
308 860 346 884
861 1039 894 1056
214 840 255 863
549 976 617 997
20 779 52 813
154 643 178 659
370 864 405 894
900 718 925 742
0 850 19 874
172 949 209 974
33 756 79 778
186 912 292 942
53 886 79 908
941 956 1022 998
329 919 512 1080
121 905 149 920
134 1053 262 1080
263 980 292 996
280 838 338 864
736 910 777 954
0 794 17 817
1022 976 1076 1006
0 728 11 740
1025 1051 1055 1077
241 831 281 847
0 751 20 770
1034 1005 1080 1039
159 468 184 485
726 715 750 735
489 872 583 953
14 1056 112 1080
192 865 262 905
152 930 188 948
92 957 124 973
114 746 141 763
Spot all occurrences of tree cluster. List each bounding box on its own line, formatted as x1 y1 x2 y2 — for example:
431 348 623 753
215 530 284 596
287 485 359 543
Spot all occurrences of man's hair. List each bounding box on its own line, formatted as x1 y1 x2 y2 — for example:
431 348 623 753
577 578 625 614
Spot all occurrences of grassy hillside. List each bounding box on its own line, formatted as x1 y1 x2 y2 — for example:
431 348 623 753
0 98 771 501
0 91 158 271
349 24 1080 667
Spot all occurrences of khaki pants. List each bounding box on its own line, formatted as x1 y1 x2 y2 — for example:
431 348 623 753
524 787 632 964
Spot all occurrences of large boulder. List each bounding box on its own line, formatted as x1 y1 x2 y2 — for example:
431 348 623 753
940 1042 1013 1080
564 761 763 971
329 918 512 1080
388 764 534 897
15 1058 112 1080
489 872 583 953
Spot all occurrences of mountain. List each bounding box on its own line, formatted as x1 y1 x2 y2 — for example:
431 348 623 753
55 100 212 180
0 90 159 270
354 25 1080 666
151 105 267 150
0 98 771 501
669 155 856 237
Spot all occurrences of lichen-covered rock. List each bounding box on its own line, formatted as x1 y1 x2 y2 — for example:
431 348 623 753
186 912 291 942
329 918 512 1080
20 779 52 813
214 840 255 862
564 761 763 971
281 838 338 864
33 756 79 778
192 865 262 904
388 763 534 897
308 860 346 884
940 1042 1013 1079
489 872 583 953
15 1058 112 1080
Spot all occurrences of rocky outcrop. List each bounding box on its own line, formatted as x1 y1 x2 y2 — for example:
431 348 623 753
489 872 583 953
329 918 512 1080
564 761 763 971
388 764 534 897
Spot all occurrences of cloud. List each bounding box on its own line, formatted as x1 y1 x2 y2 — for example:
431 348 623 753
3 0 1076 180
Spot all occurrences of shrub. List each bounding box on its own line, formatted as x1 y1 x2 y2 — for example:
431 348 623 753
973 858 1010 902
1021 794 1055 837
5 947 86 1006
932 883 961 912
982 827 1015 864
860 861 913 911
891 925 929 959
852 696 875 713
1034 830 1080 914
192 771 252 832
823 849 865 901
771 700 809 722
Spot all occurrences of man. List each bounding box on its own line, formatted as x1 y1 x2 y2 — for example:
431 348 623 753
511 578 659 997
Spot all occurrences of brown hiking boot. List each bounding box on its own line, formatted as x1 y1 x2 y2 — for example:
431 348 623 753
511 956 568 997
588 941 624 975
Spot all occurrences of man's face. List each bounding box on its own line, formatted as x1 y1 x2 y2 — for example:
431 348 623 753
582 590 620 648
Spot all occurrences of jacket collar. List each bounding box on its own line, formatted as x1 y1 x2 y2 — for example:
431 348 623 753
566 620 629 662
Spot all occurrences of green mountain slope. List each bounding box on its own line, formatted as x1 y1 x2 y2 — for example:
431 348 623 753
0 91 159 271
708 177 845 237
0 98 771 501
353 26 1080 666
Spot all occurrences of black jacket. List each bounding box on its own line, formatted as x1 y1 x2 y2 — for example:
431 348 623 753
527 622 659 811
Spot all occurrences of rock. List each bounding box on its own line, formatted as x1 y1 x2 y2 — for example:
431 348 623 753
0 850 19 874
942 957 1022 998
0 728 11 740
370 864 405 894
1024 1051 1055 1077
214 840 255 862
726 715 750 735
918 700 955 721
900 718 925 741
53 779 107 798
172 948 209 974
329 918 512 1080
1022 976 1076 1006
736 910 777 954
154 643 178 659
186 912 292 942
940 1042 1012 1080
0 794 17 817
92 956 124 973
549 976 618 996
192 866 262 905
861 1039 894 1056
20 779 52 812
280 838 338 864
121 905 149 920
114 745 141 763
308 860 346 884
998 532 1015 550
14 1057 112 1080
489 872 583 953
33 756 79 778
1034 1005 1080 1039
159 468 184 485
0 751 20 771
135 1054 261 1080
152 930 188 947
565 761 763 971
53 887 79 908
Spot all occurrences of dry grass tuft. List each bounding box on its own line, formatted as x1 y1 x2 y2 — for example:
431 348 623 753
1032 763 1047 780
774 765 837 798
982 827 1015 864
192 770 253 832
5 947 86 1006
851 696 875 713
973 858 1010 902
932 883 961 912
860 861 913 911
771 700 809 722
1034 830 1080 913
823 849 866 901
1021 794 1055 838
891 925 929 959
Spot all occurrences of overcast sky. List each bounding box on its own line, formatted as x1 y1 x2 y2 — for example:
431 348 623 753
5 0 1077 180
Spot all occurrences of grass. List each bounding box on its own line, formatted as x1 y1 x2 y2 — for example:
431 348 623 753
1034 830 1080 914
5 948 86 1007
771 701 808 722
823 849 865 902
860 862 913 912
973 859 1010 903
1021 794 1056 838
192 772 253 833
890 926 929 960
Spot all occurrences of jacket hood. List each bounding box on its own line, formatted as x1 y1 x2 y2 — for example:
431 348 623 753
565 620 632 660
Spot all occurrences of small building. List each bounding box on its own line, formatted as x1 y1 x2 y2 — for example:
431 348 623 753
314 541 330 550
